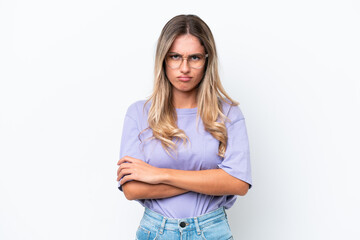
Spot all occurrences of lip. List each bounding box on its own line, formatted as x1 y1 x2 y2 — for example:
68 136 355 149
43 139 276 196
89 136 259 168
177 76 192 82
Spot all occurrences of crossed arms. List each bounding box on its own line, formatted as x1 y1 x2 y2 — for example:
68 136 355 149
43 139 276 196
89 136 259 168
117 156 249 200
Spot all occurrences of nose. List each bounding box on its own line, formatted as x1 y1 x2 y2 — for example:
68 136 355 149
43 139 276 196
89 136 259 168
179 58 190 73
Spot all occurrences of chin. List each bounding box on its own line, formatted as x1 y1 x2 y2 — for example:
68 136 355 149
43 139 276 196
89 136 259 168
177 86 195 92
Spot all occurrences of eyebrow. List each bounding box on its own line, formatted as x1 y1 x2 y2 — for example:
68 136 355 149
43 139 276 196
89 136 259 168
167 52 205 55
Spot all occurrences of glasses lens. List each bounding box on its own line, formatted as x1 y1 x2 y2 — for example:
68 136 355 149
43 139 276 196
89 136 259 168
166 54 182 69
188 54 206 69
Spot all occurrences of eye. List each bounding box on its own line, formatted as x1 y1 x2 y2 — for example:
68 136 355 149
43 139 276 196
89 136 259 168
189 54 202 61
169 54 181 60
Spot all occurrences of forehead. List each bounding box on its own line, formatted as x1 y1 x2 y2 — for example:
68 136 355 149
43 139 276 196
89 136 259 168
168 34 205 54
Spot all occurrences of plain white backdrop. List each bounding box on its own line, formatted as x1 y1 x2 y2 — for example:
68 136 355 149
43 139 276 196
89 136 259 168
1 0 359 239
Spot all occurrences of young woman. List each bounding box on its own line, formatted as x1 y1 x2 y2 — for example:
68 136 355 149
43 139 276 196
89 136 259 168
117 14 252 239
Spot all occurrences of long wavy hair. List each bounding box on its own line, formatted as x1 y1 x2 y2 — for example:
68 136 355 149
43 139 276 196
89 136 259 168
145 14 238 158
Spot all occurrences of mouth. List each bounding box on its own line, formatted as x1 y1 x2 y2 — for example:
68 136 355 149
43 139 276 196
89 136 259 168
177 76 192 82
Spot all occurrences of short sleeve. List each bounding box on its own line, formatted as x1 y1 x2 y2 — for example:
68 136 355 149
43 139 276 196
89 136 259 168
117 102 146 191
217 105 252 189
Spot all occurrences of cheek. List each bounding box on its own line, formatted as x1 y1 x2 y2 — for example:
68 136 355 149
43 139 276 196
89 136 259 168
165 67 176 82
194 69 205 82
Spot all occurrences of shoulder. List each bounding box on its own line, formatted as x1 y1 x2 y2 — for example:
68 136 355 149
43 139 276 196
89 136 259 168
125 100 151 119
220 98 245 123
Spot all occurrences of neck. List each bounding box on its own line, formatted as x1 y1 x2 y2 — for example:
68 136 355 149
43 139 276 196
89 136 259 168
172 89 198 109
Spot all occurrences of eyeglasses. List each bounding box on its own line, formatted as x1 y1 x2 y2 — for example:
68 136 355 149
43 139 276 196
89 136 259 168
165 52 208 69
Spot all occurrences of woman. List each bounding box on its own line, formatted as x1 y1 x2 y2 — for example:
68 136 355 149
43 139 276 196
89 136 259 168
117 14 252 239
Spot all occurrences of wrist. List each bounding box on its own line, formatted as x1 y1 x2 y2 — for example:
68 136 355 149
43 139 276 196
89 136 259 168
159 168 172 184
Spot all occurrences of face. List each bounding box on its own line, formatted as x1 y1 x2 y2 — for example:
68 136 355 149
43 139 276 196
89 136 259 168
165 34 206 96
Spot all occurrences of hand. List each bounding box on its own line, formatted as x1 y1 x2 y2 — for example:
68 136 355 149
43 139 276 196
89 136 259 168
117 156 165 185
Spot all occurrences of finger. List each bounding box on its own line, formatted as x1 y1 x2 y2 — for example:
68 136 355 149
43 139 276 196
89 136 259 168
117 170 131 181
117 156 136 165
120 175 133 185
117 163 132 176
117 169 133 181
117 157 129 165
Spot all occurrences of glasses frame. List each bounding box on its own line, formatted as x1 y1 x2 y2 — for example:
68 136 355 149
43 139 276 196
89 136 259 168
165 53 209 69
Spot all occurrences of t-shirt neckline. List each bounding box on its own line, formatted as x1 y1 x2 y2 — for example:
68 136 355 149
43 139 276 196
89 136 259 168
176 107 197 115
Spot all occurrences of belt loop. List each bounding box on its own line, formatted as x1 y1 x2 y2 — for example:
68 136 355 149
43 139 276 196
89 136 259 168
194 217 201 235
159 217 166 235
223 207 228 219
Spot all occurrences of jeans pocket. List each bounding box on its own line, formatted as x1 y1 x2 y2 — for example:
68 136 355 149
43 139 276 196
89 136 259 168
201 218 233 239
201 232 234 240
135 226 150 240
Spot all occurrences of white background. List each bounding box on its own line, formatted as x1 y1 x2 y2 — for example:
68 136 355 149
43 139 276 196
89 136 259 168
1 0 359 239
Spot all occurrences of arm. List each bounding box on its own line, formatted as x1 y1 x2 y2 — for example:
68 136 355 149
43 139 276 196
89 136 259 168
121 181 188 200
117 156 249 197
162 168 249 196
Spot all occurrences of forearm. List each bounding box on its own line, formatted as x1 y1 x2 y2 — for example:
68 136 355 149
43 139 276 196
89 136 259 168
122 180 188 200
161 168 249 196
117 156 249 196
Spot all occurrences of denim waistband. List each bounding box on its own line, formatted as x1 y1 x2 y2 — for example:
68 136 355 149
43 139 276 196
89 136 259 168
141 207 227 235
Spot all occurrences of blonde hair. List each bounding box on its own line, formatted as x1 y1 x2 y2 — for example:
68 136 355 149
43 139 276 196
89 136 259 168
145 14 237 158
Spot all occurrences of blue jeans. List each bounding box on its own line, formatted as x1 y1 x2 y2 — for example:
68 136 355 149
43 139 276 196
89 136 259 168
135 207 234 240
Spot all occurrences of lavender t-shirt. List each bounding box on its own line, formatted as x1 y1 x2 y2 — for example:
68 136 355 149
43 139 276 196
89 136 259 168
118 100 252 218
